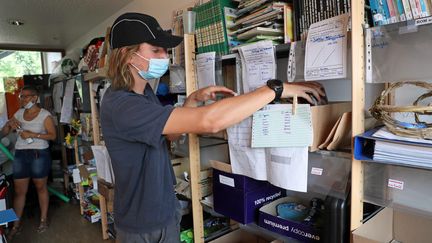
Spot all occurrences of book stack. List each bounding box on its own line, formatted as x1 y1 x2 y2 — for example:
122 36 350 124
228 0 291 49
370 0 432 26
292 0 351 40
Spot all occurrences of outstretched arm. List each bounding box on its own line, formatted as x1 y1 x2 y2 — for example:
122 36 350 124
165 86 236 141
163 81 325 135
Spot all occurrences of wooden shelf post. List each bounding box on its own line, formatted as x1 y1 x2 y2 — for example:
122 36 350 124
351 0 366 231
184 33 204 243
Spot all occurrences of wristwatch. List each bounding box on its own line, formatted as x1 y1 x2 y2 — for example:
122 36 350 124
266 79 284 102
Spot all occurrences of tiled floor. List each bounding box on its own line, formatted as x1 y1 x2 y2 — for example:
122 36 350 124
8 196 114 243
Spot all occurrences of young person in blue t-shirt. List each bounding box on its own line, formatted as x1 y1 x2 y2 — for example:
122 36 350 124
101 12 325 243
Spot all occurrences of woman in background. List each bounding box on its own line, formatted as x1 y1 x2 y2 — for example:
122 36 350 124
2 85 56 238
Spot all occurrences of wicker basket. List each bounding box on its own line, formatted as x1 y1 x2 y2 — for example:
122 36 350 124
370 81 432 139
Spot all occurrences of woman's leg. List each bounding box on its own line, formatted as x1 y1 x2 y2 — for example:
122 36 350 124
33 177 49 221
12 150 31 228
31 148 52 228
13 178 30 227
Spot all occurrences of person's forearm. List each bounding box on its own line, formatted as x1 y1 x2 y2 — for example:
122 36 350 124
1 124 11 137
203 86 274 131
30 132 56 141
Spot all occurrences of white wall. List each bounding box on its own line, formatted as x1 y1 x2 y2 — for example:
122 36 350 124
66 0 196 58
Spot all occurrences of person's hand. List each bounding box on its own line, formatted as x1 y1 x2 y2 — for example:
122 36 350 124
6 118 21 130
19 130 34 139
192 86 236 103
282 81 326 104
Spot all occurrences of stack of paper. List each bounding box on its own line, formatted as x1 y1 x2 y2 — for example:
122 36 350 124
371 127 432 168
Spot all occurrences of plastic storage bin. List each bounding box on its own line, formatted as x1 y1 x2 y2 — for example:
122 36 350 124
364 162 432 216
308 151 351 199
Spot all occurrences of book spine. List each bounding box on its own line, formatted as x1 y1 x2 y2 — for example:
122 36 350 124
347 0 351 13
323 0 330 19
387 0 400 22
395 0 407 21
419 0 430 16
299 0 304 35
414 0 424 17
370 0 386 25
425 0 432 15
293 0 301 40
380 0 391 24
409 0 421 18
401 0 414 19
319 0 324 21
312 0 317 23
331 0 335 18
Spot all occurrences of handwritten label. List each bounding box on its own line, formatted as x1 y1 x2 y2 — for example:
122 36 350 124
388 179 404 190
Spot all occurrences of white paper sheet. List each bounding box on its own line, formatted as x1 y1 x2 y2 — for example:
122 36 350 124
228 115 309 192
91 145 115 184
196 52 216 89
373 126 432 145
239 40 276 93
227 117 267 180
60 79 75 123
305 14 349 81
266 147 308 192
252 104 313 147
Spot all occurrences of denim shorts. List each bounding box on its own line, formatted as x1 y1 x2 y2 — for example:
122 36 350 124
13 148 52 179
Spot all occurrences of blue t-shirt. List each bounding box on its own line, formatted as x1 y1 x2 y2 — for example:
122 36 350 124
100 84 176 233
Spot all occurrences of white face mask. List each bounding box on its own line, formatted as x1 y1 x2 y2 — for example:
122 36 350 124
24 101 35 109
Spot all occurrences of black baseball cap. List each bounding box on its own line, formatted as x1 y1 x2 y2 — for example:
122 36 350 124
110 12 183 49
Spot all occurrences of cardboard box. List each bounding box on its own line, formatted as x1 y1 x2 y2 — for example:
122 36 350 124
208 229 274 243
213 168 285 224
258 197 321 243
310 102 351 151
353 207 432 243
97 179 114 212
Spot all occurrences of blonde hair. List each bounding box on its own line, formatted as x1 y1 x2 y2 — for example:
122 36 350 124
107 45 140 90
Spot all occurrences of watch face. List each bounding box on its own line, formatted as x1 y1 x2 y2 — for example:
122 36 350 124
267 79 283 88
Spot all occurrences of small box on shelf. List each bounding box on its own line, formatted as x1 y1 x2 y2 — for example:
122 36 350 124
212 161 286 224
258 197 322 243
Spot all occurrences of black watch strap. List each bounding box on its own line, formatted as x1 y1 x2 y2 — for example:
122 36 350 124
266 79 283 102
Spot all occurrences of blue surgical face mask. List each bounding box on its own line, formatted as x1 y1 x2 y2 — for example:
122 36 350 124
24 101 35 109
132 52 169 80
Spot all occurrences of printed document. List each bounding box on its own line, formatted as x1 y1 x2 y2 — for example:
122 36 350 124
227 117 267 180
91 145 115 184
239 40 276 93
60 79 75 123
251 104 313 147
228 112 309 192
196 52 216 89
267 147 308 192
305 13 349 81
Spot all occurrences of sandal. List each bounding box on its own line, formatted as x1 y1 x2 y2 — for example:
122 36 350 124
37 219 49 233
7 224 23 240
